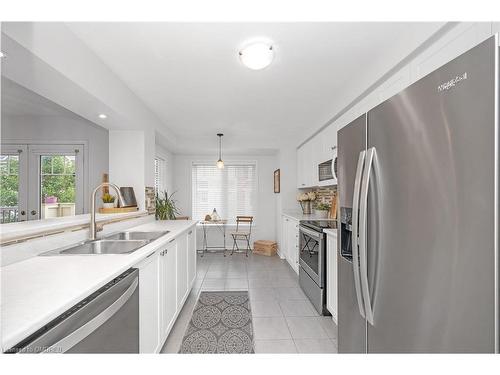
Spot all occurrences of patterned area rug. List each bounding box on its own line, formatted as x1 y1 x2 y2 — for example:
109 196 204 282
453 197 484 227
179 291 254 354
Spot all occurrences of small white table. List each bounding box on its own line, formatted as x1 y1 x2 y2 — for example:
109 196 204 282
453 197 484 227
198 220 228 256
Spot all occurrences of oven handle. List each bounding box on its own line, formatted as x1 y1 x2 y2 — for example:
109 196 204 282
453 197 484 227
299 226 323 242
352 150 366 319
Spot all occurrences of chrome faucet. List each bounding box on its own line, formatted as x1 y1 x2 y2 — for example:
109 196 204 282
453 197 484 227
90 182 125 240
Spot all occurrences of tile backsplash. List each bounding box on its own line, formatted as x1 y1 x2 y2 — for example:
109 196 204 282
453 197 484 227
311 186 337 207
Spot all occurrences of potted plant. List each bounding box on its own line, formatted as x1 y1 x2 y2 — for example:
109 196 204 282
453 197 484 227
314 202 331 219
102 193 116 208
297 191 316 214
156 191 180 220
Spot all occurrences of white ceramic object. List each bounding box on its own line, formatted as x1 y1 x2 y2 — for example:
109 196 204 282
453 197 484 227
314 209 329 219
103 203 114 209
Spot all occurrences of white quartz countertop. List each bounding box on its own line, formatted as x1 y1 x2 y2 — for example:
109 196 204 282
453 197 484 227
0 219 197 351
282 209 337 222
0 211 148 243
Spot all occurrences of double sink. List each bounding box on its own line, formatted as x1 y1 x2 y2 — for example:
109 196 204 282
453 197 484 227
41 231 170 256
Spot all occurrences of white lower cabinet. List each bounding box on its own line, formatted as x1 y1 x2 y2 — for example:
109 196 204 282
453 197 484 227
326 232 338 324
187 229 196 288
281 216 299 274
137 226 198 353
176 234 189 307
137 251 161 354
160 238 178 342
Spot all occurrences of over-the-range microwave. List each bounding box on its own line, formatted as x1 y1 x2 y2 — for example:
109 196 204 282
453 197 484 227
318 147 337 183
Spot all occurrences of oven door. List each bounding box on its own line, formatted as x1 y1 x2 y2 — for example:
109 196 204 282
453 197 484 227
299 225 325 287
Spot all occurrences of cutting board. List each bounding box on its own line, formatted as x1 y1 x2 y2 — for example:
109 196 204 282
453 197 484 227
99 207 139 214
329 192 338 220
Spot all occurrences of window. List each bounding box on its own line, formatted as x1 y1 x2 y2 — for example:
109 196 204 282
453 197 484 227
154 156 166 194
192 162 257 222
0 154 20 223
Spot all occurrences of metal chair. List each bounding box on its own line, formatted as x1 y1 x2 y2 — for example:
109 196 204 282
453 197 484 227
227 216 254 257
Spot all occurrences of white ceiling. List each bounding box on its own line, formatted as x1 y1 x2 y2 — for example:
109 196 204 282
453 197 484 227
3 22 444 154
65 23 443 153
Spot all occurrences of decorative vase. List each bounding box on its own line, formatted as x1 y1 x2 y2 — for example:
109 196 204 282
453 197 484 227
45 196 58 204
314 209 329 219
300 201 312 214
103 203 114 209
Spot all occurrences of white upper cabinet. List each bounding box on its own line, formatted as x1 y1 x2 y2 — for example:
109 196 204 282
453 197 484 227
297 141 314 188
297 123 338 189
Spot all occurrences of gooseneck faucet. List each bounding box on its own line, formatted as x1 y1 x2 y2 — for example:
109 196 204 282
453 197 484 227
90 182 125 240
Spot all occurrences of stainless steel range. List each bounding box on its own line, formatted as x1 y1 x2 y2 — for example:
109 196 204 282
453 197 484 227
298 220 336 315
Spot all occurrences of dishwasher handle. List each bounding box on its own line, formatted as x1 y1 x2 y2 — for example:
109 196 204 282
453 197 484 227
43 277 138 353
10 269 138 353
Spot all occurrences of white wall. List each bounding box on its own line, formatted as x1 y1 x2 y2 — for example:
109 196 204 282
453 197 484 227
1 114 109 213
109 130 146 210
173 153 278 249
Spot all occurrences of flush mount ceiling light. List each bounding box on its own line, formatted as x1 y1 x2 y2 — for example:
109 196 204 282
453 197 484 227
216 133 224 169
98 114 107 119
239 42 274 70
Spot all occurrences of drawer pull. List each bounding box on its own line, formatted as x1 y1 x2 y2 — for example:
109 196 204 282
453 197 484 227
188 230 192 235
168 238 175 243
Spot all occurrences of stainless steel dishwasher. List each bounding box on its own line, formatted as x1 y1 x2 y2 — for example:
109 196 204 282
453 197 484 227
8 268 139 353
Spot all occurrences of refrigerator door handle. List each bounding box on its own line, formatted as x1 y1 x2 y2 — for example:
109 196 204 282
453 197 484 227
359 147 376 325
352 150 366 318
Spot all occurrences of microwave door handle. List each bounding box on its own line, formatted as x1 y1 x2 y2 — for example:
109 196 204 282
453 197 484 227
352 150 366 319
359 147 376 326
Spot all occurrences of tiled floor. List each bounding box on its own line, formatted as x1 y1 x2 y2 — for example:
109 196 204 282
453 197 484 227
160 252 338 354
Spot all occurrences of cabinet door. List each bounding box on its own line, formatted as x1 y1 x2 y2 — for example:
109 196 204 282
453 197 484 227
281 217 289 260
160 239 177 340
326 234 338 323
137 252 161 353
303 141 314 188
176 233 189 307
187 228 196 288
297 146 306 188
309 136 322 186
288 220 299 274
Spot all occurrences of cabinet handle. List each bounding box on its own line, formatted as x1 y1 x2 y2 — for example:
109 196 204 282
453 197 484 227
188 230 192 235
168 238 175 243
145 252 155 259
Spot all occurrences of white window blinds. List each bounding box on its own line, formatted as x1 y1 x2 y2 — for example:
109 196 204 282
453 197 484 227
154 157 166 194
192 162 257 222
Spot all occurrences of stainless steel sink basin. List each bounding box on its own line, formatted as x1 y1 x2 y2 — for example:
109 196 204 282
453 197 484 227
42 240 148 256
104 231 170 241
40 230 170 256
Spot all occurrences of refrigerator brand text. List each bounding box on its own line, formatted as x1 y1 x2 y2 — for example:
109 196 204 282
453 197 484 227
437 72 467 92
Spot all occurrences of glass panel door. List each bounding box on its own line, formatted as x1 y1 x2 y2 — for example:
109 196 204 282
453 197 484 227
0 145 28 223
28 145 84 220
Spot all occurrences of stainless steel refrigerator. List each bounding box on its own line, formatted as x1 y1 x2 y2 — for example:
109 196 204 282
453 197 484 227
337 35 499 353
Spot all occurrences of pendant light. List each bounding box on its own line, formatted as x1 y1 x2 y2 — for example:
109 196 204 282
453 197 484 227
216 133 224 169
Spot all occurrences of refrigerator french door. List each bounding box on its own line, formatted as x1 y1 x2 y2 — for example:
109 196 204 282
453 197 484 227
338 35 498 353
